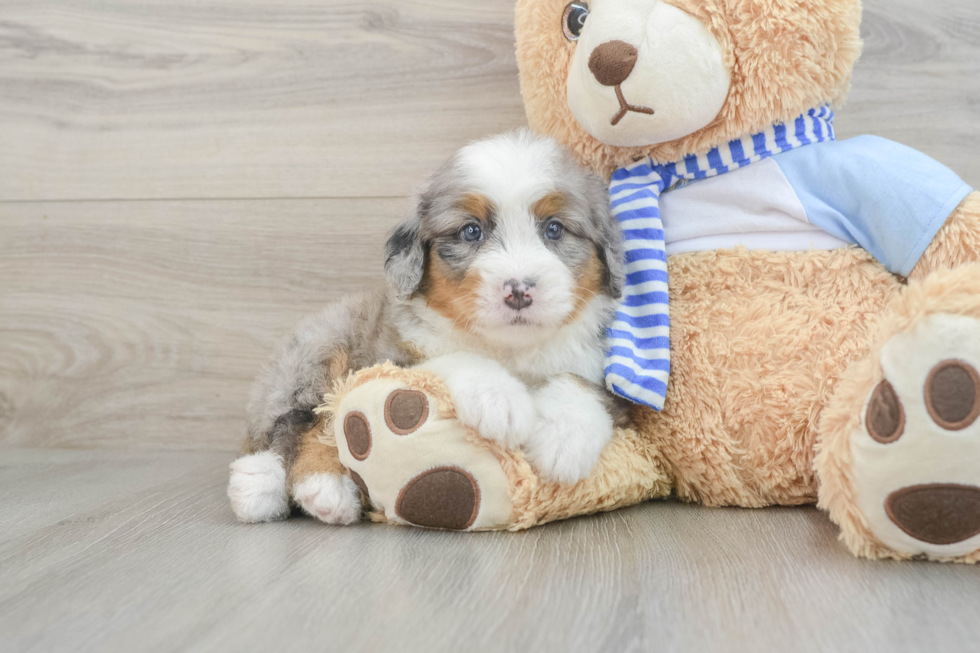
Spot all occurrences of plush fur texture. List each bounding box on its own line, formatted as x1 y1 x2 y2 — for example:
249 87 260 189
635 247 898 507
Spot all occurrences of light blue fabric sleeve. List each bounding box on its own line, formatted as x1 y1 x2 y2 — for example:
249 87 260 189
774 135 973 276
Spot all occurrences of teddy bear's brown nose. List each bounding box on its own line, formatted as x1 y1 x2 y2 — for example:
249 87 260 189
588 40 639 87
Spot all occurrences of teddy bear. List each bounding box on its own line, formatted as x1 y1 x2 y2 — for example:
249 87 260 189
252 0 980 563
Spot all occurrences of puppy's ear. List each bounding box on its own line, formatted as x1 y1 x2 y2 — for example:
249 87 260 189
590 183 625 299
384 207 426 299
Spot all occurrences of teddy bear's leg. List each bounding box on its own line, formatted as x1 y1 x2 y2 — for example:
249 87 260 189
816 263 980 562
331 365 518 530
318 362 676 531
909 191 980 280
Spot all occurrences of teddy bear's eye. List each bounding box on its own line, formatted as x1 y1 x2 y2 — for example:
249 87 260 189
561 2 589 41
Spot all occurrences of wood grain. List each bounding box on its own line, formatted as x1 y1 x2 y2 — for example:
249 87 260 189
1 448 979 653
0 198 401 450
0 0 527 201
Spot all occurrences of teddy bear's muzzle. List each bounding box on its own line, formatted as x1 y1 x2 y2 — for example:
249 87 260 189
885 483 980 545
587 40 655 126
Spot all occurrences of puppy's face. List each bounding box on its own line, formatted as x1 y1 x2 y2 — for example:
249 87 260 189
386 131 623 343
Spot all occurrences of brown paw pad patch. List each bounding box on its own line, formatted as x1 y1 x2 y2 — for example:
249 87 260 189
344 411 371 460
384 389 429 435
350 470 369 499
925 360 980 430
867 379 905 443
395 466 480 530
886 483 980 545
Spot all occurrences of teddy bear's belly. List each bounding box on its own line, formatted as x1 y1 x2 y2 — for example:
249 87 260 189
630 246 903 507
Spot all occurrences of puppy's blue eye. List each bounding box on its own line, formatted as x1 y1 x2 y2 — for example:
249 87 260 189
545 221 565 240
461 223 483 242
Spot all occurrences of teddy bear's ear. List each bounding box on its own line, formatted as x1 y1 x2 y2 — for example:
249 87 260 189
384 207 426 299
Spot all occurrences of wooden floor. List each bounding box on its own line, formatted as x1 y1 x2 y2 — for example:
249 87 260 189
2 1 980 651
3 448 980 653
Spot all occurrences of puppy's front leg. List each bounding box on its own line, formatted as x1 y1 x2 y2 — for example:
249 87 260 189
525 375 614 484
417 352 536 449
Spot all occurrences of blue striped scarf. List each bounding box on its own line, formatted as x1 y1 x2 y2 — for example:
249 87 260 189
604 106 837 410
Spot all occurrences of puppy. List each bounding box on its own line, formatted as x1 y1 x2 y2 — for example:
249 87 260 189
229 130 628 524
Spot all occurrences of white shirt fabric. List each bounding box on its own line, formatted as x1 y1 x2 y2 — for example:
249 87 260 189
658 157 851 255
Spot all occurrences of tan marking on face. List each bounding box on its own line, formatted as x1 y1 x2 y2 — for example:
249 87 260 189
421 255 483 330
532 192 567 222
566 250 605 324
458 193 496 223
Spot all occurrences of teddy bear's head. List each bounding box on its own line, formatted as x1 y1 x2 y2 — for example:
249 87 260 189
516 0 863 178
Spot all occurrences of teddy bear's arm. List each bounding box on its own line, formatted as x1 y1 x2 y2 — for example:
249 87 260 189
909 191 980 281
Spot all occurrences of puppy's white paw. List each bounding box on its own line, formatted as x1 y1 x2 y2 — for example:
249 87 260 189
228 451 289 522
449 371 537 449
293 473 362 525
419 353 536 449
526 377 613 484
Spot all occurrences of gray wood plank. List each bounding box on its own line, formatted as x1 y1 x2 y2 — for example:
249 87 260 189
0 0 526 201
0 198 399 450
1 448 979 653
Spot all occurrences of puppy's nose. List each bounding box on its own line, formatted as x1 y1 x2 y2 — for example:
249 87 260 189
503 279 534 311
589 40 638 87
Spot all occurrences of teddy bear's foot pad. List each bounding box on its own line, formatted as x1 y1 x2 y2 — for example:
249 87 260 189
333 373 513 531
395 466 480 530
885 483 980 545
854 314 980 558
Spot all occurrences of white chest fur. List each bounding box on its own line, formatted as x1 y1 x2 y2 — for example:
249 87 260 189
398 298 611 387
